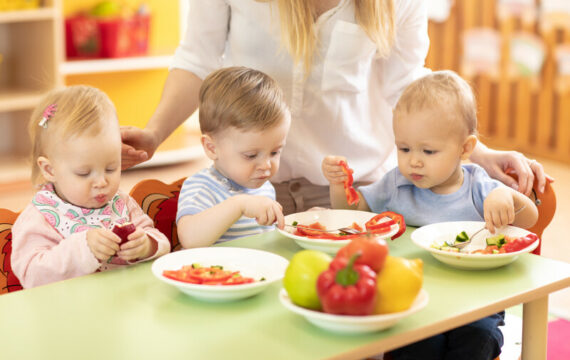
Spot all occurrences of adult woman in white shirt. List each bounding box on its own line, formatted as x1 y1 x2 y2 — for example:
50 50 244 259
121 0 549 214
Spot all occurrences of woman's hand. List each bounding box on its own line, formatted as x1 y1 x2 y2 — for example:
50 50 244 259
470 145 553 196
120 126 160 169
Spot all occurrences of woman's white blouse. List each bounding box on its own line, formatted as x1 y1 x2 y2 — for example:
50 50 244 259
172 0 430 185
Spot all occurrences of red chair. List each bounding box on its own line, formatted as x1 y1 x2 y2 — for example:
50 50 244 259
0 208 23 295
129 177 185 252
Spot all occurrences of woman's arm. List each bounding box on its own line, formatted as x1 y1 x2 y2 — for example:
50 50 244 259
121 69 203 169
469 142 553 196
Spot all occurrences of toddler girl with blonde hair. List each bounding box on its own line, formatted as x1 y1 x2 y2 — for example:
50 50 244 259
12 85 170 288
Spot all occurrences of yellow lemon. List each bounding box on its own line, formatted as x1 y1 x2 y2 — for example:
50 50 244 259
374 256 423 314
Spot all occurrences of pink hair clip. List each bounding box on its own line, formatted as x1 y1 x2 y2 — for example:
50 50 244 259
39 103 57 129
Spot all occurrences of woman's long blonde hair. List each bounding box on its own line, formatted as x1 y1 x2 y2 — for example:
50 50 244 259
261 0 395 73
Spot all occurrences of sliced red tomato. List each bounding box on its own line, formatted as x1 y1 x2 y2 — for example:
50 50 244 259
222 276 256 285
162 265 257 285
162 269 201 284
188 267 234 283
339 161 360 206
294 221 361 240
294 222 328 237
350 222 363 233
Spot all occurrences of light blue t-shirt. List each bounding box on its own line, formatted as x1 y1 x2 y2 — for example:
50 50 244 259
358 164 504 227
176 167 276 243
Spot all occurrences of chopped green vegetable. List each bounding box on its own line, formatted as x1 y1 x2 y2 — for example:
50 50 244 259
455 231 469 243
486 234 506 248
292 221 298 226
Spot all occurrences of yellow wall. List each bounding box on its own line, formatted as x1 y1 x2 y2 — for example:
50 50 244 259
63 0 180 128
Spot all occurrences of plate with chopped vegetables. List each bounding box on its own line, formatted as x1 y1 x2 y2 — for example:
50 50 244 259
277 209 403 255
411 221 539 270
152 247 289 301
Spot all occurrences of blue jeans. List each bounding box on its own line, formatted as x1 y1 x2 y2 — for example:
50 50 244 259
389 311 505 360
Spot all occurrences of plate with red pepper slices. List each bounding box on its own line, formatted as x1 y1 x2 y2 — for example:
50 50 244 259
411 221 539 270
277 209 402 255
152 247 289 301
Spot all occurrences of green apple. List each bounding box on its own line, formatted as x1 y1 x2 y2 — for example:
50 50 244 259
90 1 121 17
283 250 331 310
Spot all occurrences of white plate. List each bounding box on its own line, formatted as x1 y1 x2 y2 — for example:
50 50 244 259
277 209 399 255
152 247 289 302
411 221 539 270
279 288 429 334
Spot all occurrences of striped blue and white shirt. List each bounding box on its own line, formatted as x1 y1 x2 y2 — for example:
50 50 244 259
176 167 276 244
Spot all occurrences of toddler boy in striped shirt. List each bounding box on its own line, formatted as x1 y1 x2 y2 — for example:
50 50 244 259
177 67 291 247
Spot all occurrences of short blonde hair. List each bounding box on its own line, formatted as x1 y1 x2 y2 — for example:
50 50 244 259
198 66 290 135
29 85 117 186
393 70 477 135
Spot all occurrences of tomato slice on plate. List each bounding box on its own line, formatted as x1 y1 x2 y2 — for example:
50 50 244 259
188 267 234 283
162 269 201 284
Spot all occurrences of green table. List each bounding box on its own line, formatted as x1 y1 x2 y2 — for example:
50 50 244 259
1 229 569 360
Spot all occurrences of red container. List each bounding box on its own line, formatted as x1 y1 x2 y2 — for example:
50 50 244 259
65 15 101 58
65 14 150 59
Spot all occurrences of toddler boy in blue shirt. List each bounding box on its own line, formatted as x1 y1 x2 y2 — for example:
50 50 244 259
322 70 538 360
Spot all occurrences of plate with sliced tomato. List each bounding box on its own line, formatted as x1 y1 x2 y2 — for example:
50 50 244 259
277 209 403 255
152 247 289 301
411 221 539 270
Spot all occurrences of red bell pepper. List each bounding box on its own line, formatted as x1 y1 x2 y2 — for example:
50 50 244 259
336 236 389 272
316 253 377 315
339 161 360 206
366 211 406 240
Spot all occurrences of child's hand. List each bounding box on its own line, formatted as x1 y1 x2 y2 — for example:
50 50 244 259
117 228 155 262
241 195 284 229
86 228 121 262
322 155 348 184
483 188 516 233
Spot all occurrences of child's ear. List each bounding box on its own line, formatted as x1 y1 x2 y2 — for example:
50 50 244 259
201 134 218 160
37 156 56 182
461 135 478 160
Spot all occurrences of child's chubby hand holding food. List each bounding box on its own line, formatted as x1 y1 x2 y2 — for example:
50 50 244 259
116 227 157 262
86 226 156 262
322 155 362 209
321 155 348 185
236 194 285 229
483 186 538 233
86 228 121 262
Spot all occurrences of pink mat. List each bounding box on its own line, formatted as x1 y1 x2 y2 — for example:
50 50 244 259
548 319 570 360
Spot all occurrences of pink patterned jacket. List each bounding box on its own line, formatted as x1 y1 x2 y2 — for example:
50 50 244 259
11 190 170 289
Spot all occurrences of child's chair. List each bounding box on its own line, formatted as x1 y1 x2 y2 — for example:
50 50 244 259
506 172 556 255
0 208 23 295
129 177 185 252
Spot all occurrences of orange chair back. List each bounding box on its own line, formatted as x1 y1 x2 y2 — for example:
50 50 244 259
129 178 185 252
0 208 23 295
507 173 556 255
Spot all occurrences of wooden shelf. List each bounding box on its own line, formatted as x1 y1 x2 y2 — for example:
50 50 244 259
0 88 47 112
0 7 57 23
61 55 172 75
